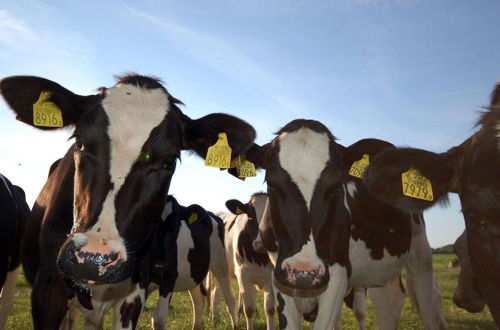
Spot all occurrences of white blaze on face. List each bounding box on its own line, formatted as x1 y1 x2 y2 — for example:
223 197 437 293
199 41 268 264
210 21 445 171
281 233 324 273
278 128 330 210
251 194 268 225
87 83 170 254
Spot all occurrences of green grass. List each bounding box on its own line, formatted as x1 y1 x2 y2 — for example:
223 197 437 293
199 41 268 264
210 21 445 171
5 255 496 329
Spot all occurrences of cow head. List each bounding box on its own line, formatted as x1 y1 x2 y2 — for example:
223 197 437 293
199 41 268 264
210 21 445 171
452 231 485 313
0 74 255 287
225 192 268 253
245 119 351 295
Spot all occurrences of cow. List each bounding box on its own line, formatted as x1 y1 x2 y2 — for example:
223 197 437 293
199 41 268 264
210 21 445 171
364 81 500 326
0 174 30 328
212 192 275 330
0 74 256 329
452 231 485 313
149 196 237 330
242 121 445 329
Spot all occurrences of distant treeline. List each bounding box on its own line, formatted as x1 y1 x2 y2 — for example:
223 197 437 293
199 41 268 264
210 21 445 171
432 244 455 254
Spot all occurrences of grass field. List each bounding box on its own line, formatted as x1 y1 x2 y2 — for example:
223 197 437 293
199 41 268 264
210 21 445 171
5 254 496 329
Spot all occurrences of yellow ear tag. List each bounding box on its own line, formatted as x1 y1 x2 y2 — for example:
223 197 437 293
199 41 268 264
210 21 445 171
236 158 257 178
401 168 434 201
188 213 198 224
349 154 370 179
33 91 63 127
235 207 243 215
205 133 232 169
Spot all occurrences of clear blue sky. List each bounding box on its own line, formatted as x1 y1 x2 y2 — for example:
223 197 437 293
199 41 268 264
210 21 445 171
1 0 499 248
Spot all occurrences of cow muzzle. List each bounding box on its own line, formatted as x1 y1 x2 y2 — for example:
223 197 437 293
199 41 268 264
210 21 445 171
453 293 485 313
274 259 329 291
57 232 130 285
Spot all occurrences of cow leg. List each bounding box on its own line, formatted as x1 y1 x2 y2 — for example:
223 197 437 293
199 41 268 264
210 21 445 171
189 285 205 330
213 272 239 329
0 266 20 328
263 282 275 330
151 292 172 330
406 217 446 330
314 265 348 330
275 291 301 330
238 273 257 330
31 269 70 329
368 277 404 330
352 287 367 330
59 300 80 330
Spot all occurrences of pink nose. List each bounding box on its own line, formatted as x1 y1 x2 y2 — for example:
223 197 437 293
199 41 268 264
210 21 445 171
253 239 265 253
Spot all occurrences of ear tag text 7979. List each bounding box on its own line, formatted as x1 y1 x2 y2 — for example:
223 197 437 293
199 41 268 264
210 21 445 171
205 133 232 169
349 154 370 179
401 168 434 201
33 91 63 127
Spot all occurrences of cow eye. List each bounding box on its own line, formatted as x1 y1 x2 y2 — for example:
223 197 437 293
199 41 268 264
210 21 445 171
75 139 85 152
163 157 177 171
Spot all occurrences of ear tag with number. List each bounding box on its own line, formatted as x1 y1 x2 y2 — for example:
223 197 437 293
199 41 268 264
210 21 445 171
205 133 232 169
33 91 63 127
236 158 257 178
188 213 198 224
235 207 243 215
349 154 370 179
401 168 434 201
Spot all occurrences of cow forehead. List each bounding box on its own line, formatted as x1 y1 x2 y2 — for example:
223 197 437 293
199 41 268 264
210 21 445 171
102 83 170 186
278 128 330 210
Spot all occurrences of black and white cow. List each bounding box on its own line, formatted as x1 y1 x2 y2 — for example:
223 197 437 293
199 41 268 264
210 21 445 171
243 121 445 329
364 81 500 326
0 74 255 329
0 174 29 328
149 196 237 330
213 192 275 330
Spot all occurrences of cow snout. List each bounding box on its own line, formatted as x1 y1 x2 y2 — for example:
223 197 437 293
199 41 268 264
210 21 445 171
252 239 266 253
57 232 129 284
453 293 485 313
275 260 329 290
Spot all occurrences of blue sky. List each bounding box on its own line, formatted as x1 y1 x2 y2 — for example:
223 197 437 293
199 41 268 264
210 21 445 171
1 0 499 248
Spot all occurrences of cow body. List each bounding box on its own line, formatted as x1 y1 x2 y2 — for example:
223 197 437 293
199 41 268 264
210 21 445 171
365 82 500 326
0 174 29 328
216 193 274 330
149 196 238 330
245 121 445 329
1 74 255 329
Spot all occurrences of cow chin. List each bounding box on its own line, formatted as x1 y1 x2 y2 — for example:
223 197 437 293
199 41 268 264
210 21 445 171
56 235 131 286
273 277 328 298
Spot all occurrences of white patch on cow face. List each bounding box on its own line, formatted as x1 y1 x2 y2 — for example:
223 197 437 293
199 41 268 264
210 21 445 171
251 194 268 225
161 201 173 221
346 181 357 198
281 233 324 274
278 128 330 210
86 84 170 254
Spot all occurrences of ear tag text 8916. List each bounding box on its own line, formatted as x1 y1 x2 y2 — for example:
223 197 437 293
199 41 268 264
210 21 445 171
401 168 434 201
236 158 257 178
205 133 232 169
33 91 63 127
349 154 370 179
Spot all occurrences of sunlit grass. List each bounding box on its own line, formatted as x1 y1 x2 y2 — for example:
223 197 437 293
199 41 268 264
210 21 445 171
5 255 496 329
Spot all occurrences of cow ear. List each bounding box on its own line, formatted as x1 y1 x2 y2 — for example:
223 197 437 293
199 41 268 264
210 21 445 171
0 76 96 129
364 148 456 211
183 204 206 224
225 199 249 215
343 139 395 180
182 113 256 161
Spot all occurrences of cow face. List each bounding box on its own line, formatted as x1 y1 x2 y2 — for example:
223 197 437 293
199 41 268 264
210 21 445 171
0 74 255 286
246 120 350 294
364 82 500 326
226 192 268 253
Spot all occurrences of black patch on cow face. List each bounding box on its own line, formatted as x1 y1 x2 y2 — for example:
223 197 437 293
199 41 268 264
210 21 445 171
120 295 142 329
276 292 287 330
236 217 270 267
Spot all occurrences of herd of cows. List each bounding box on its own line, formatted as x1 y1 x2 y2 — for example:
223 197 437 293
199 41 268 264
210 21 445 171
0 74 498 329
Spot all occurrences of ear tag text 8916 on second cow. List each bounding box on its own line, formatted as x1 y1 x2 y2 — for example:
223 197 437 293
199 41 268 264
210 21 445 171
236 157 257 178
33 91 63 127
401 168 434 201
205 133 232 169
349 154 370 179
